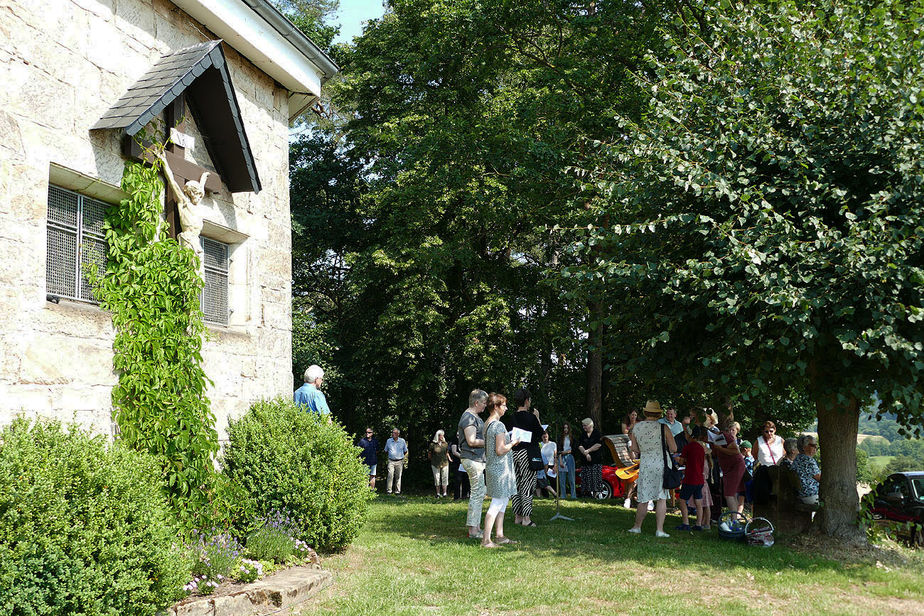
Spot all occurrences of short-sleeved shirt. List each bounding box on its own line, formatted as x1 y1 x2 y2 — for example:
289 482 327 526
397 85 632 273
681 441 706 486
578 430 604 464
791 453 820 497
385 437 408 461
743 454 755 474
429 441 450 468
357 436 377 466
658 418 685 437
293 383 330 416
541 441 557 477
457 411 486 463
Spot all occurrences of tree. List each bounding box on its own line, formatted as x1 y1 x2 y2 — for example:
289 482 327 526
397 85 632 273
270 0 340 51
566 0 924 540
289 0 672 444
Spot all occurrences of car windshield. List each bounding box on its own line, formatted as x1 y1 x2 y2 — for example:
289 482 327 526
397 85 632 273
911 477 924 501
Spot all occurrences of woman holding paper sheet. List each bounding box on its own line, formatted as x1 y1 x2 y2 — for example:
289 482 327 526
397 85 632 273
510 388 543 527
483 393 520 547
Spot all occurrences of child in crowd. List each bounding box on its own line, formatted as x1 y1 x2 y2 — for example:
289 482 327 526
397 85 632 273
675 426 708 531
741 439 755 511
741 440 755 474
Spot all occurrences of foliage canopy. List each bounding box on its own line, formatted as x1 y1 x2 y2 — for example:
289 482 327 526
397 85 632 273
564 0 924 537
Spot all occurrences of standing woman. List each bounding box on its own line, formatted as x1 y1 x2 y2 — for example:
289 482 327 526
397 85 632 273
628 400 677 537
712 418 747 515
754 421 785 467
578 418 604 498
621 409 639 436
482 393 520 547
428 430 451 498
558 423 577 499
510 388 543 527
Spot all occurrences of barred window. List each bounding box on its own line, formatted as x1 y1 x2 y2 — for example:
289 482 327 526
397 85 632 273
46 184 108 303
201 236 229 325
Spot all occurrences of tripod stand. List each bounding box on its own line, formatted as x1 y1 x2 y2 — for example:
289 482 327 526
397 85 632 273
549 452 573 522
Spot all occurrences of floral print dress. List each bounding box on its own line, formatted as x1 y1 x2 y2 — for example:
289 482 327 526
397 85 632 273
484 419 517 500
632 420 670 502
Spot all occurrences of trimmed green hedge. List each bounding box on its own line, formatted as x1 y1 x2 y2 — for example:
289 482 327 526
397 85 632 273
223 398 373 551
0 418 189 615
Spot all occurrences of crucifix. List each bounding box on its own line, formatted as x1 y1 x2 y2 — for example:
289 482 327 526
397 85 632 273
121 95 223 239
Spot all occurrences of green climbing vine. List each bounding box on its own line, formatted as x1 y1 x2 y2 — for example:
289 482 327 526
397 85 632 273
94 147 218 511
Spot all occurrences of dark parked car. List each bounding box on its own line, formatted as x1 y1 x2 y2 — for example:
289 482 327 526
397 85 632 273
871 472 924 547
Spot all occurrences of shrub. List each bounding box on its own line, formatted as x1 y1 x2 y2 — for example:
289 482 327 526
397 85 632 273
223 398 373 551
181 470 257 540
0 418 189 615
246 511 298 563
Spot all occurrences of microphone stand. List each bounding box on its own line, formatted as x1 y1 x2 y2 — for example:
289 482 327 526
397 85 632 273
549 451 573 522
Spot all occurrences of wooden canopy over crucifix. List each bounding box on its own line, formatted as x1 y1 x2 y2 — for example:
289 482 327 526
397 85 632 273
92 40 262 235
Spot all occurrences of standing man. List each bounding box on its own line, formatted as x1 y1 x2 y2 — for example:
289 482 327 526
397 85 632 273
659 406 685 437
357 428 378 490
385 428 408 495
457 389 488 539
293 365 331 419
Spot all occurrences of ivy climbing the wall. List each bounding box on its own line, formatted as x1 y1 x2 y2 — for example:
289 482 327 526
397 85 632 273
94 153 218 511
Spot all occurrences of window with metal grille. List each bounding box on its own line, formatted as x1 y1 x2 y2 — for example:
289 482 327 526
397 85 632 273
46 184 108 303
200 236 229 325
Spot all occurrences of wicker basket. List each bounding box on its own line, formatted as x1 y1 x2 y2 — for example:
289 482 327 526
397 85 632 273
718 511 748 541
745 516 775 547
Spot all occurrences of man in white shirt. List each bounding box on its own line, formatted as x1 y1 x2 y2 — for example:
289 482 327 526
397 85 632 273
385 428 408 495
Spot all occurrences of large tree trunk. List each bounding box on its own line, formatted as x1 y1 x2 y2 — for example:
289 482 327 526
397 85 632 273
816 395 865 543
585 301 603 430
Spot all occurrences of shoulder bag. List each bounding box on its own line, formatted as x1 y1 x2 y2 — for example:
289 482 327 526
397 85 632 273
661 425 683 490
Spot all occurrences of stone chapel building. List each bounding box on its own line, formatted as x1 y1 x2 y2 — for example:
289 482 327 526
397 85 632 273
0 0 337 439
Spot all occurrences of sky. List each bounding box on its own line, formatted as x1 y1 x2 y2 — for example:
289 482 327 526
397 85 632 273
334 0 387 43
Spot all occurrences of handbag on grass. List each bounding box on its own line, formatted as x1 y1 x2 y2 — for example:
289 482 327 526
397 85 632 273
661 425 683 490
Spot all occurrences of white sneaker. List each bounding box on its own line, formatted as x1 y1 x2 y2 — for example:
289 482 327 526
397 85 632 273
623 498 632 508
655 530 670 538
627 527 642 534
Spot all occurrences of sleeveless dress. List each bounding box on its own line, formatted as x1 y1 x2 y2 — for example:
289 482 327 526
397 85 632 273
632 420 669 502
484 419 517 500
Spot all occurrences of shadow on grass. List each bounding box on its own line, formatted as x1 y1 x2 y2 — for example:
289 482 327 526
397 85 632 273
364 496 876 576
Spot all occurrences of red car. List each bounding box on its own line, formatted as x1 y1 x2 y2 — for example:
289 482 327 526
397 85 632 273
575 435 634 500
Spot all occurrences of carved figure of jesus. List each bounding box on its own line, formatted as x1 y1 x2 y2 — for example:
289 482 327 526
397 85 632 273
157 151 211 279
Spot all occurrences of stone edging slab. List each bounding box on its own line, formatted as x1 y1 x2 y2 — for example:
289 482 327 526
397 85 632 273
168 566 332 616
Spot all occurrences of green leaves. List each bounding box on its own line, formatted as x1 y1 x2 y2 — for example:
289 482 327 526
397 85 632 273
567 0 924 429
95 157 218 510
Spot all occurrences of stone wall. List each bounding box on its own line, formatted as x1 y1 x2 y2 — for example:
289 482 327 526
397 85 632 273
0 0 294 440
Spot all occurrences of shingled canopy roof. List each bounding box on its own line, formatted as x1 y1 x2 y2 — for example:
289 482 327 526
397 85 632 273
93 40 261 194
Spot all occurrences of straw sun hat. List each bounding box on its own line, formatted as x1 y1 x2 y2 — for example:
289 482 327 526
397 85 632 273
643 400 664 419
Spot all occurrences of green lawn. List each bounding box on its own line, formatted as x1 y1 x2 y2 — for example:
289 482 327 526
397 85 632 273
296 496 924 616
870 456 896 474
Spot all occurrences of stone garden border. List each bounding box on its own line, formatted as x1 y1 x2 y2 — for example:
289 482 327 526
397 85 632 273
168 566 331 616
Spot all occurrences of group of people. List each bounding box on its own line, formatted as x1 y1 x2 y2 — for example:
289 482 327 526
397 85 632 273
300 368 821 543
623 401 822 538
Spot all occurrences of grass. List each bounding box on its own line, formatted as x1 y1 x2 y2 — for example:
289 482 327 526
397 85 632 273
870 456 896 474
296 496 924 616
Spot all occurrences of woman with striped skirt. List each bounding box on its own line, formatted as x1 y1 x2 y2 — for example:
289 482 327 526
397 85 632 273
510 388 543 527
